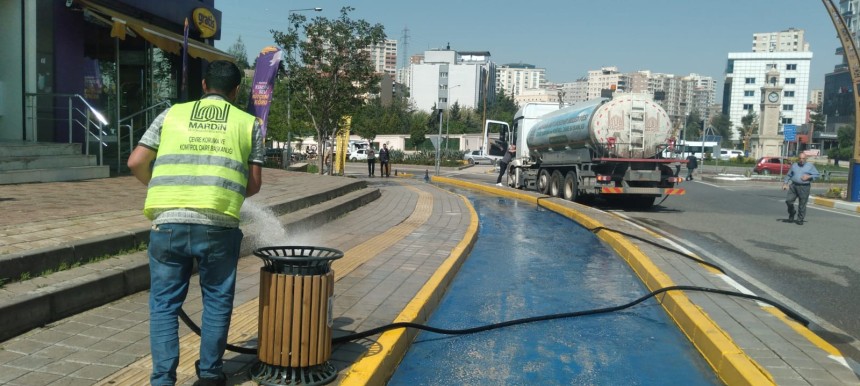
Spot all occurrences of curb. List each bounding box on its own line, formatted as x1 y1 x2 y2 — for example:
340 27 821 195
812 196 860 213
431 176 774 386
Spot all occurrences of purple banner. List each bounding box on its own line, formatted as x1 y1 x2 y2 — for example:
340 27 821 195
246 46 283 139
181 17 189 101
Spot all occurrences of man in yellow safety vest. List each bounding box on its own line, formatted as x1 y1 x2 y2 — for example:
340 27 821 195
127 60 263 386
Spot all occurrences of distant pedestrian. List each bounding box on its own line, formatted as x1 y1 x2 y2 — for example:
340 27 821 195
367 147 376 177
783 154 820 225
379 143 391 177
496 144 516 186
685 154 698 181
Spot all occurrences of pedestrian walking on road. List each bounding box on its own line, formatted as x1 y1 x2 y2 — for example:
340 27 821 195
367 147 376 177
127 60 264 386
685 154 698 181
496 144 516 186
379 143 391 177
783 154 820 225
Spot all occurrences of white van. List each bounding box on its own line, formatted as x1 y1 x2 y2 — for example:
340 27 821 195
719 149 744 160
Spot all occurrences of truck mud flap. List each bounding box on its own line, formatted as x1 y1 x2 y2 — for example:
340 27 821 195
600 187 685 195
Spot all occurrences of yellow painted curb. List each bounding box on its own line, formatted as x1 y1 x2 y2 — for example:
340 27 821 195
432 176 774 386
339 192 480 385
813 197 836 208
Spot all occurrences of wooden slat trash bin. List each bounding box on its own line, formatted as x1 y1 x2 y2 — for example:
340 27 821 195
250 246 343 386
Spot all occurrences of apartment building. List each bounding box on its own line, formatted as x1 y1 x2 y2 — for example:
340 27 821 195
495 63 546 99
367 39 398 77
752 27 809 53
722 51 812 141
408 48 496 112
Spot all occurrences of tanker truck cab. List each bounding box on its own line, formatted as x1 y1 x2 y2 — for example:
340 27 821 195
505 93 685 208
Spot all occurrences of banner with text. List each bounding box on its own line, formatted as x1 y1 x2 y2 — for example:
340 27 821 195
246 46 283 139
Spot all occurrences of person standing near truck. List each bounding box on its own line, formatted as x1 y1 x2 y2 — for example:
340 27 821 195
496 145 516 186
685 154 698 181
127 60 264 386
379 143 391 177
367 146 376 177
782 153 820 225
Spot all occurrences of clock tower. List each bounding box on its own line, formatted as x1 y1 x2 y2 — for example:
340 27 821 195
751 67 784 159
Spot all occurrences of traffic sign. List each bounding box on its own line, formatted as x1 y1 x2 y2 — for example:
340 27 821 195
783 124 796 142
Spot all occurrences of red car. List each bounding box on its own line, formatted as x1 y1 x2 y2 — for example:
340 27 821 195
753 157 791 175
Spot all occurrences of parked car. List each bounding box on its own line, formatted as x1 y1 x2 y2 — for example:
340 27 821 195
349 149 369 161
463 150 494 165
719 149 744 160
753 156 791 175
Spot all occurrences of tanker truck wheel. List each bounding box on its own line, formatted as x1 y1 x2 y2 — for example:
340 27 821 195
563 171 578 202
537 169 551 194
549 171 563 197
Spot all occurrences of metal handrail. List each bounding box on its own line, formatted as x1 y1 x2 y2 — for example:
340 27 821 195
115 100 171 172
119 100 170 125
24 93 110 165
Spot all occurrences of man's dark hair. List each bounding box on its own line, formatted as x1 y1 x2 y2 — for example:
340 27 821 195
204 61 242 93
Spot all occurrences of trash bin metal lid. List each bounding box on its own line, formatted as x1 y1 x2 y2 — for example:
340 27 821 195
254 246 344 274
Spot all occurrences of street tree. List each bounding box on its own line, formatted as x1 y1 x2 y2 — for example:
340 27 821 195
272 7 385 174
226 36 251 70
740 110 759 152
807 104 826 151
710 113 733 147
684 111 702 140
828 125 856 166
484 89 517 130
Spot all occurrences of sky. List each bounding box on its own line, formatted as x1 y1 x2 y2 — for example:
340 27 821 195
215 0 844 93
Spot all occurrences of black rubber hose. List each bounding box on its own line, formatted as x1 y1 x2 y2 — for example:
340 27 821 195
177 308 256 355
178 284 807 354
330 285 808 345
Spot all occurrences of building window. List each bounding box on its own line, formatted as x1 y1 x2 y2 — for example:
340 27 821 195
744 90 755 97
766 64 777 69
745 77 756 84
782 118 793 124
786 64 797 70
784 91 795 97
783 104 794 111
743 103 754 110
785 78 796 84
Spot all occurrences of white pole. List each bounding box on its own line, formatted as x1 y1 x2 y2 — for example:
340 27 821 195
435 109 443 175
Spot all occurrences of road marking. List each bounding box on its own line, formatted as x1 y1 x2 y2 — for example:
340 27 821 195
612 211 860 371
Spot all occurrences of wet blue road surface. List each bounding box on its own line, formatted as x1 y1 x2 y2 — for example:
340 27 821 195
388 192 720 385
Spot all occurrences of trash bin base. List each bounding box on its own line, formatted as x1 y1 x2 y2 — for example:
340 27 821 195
249 361 336 386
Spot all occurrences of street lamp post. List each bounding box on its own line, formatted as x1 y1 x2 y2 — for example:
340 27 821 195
286 7 322 159
445 84 460 151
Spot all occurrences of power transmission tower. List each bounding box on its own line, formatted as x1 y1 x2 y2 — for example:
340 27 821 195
400 26 410 82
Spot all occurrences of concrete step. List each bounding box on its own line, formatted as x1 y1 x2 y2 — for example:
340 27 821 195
0 154 99 171
0 185 380 343
0 165 111 184
0 142 83 157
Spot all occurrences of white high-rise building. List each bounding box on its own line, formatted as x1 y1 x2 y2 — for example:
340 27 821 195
722 52 813 141
586 67 624 99
752 28 809 53
559 79 587 104
366 39 398 77
495 64 546 99
408 48 495 112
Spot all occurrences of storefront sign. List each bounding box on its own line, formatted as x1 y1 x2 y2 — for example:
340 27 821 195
192 8 217 38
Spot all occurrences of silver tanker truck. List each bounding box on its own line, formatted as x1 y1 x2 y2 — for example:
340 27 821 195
500 93 686 208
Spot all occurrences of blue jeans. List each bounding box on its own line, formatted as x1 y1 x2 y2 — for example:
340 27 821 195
148 223 243 386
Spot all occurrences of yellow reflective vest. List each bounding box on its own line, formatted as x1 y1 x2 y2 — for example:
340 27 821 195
143 98 255 220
